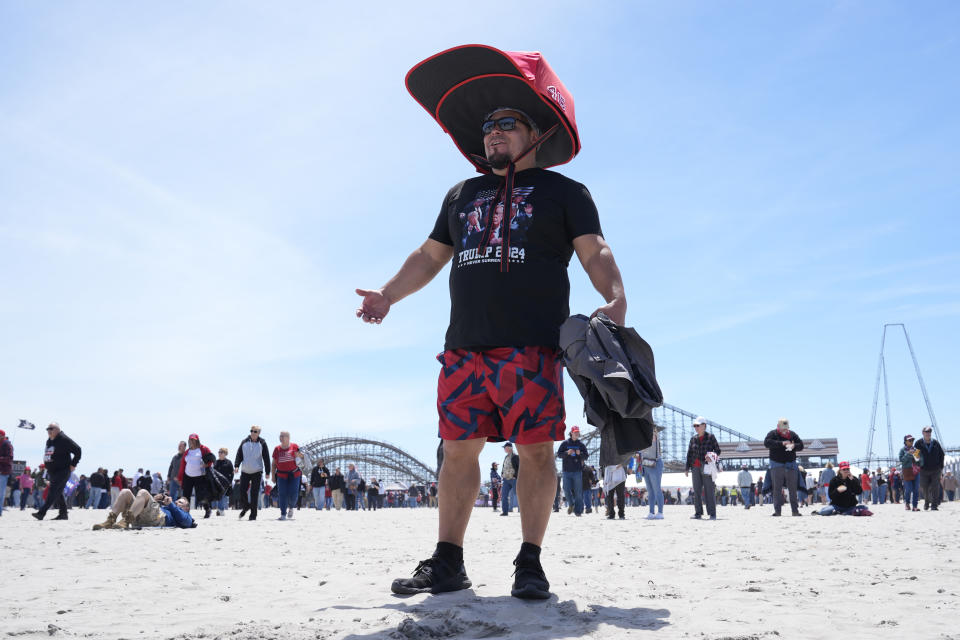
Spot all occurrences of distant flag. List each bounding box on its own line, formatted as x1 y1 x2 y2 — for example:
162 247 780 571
18 419 36 430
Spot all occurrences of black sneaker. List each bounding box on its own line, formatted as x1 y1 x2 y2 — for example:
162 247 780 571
239 509 248 519
511 556 550 600
52 514 69 521
32 512 44 521
391 557 471 595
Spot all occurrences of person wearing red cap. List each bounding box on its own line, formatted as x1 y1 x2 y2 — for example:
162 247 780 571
820 461 867 515
0 429 12 516
177 434 215 519
361 47 628 601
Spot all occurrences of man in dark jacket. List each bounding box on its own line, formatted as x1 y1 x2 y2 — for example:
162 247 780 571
87 468 108 509
763 417 804 517
556 426 588 516
167 441 186 501
33 422 82 521
310 459 331 510
329 468 346 510
235 426 271 520
0 429 12 517
915 425 946 511
213 450 235 515
685 417 720 520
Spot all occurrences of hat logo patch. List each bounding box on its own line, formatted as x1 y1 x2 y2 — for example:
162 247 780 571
547 86 566 111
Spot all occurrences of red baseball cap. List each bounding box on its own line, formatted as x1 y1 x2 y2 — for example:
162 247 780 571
0 429 5 437
571 426 580 433
838 461 850 470
188 433 200 441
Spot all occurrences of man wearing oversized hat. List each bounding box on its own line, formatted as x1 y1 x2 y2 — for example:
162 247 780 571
356 46 628 599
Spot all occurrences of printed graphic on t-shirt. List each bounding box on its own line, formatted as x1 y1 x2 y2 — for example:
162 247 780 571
457 186 535 268
43 446 53 463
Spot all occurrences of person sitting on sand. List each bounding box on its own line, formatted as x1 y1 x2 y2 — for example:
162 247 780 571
811 461 870 516
93 488 195 530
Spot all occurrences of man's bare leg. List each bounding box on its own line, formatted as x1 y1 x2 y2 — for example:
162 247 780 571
515 441 557 546
438 438 486 545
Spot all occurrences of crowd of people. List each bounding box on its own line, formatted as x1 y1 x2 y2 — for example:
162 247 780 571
0 425 445 525
1 421 952 526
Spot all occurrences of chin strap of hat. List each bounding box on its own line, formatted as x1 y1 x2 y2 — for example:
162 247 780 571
471 124 558 272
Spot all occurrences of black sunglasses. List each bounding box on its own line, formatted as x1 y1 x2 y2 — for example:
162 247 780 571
481 116 527 136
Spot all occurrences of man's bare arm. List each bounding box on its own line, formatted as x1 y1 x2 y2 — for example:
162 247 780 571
356 238 454 324
573 233 627 325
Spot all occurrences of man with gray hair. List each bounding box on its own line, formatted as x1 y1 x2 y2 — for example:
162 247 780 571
235 426 271 521
685 417 720 520
32 422 81 521
763 417 804 517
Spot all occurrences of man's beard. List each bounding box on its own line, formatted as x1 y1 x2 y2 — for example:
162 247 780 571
487 151 512 170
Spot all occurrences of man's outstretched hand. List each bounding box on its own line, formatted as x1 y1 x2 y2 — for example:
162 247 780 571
356 288 391 324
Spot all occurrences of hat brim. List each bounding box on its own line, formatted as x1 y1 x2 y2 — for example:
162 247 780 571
406 44 580 173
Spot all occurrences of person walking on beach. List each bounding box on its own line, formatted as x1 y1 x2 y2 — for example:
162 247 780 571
915 426 945 511
86 468 107 509
489 462 501 512
639 428 665 519
213 448 234 516
32 423 82 521
344 463 361 511
359 46 627 600
557 426 588 516
329 468 345 510
899 435 921 511
873 468 887 504
0 429 12 516
859 469 872 505
367 477 381 510
500 443 520 516
235 425 271 520
271 431 301 521
685 417 720 520
17 467 34 510
763 418 804 517
603 464 627 520
177 434 215 519
819 463 836 506
310 459 330 511
737 465 754 510
167 441 186 501
943 471 957 502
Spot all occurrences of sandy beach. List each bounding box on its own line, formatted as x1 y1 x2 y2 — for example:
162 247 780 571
2 501 957 640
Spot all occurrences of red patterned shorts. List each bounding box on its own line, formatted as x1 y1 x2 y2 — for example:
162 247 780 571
436 346 567 444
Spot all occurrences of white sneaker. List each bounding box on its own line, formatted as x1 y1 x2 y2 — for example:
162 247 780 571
278 514 287 521
654 513 664 520
288 512 295 520
646 513 657 520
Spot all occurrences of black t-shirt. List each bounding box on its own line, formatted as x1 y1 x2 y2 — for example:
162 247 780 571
429 168 602 350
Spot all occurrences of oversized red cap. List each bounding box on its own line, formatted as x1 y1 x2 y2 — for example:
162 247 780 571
406 44 580 173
